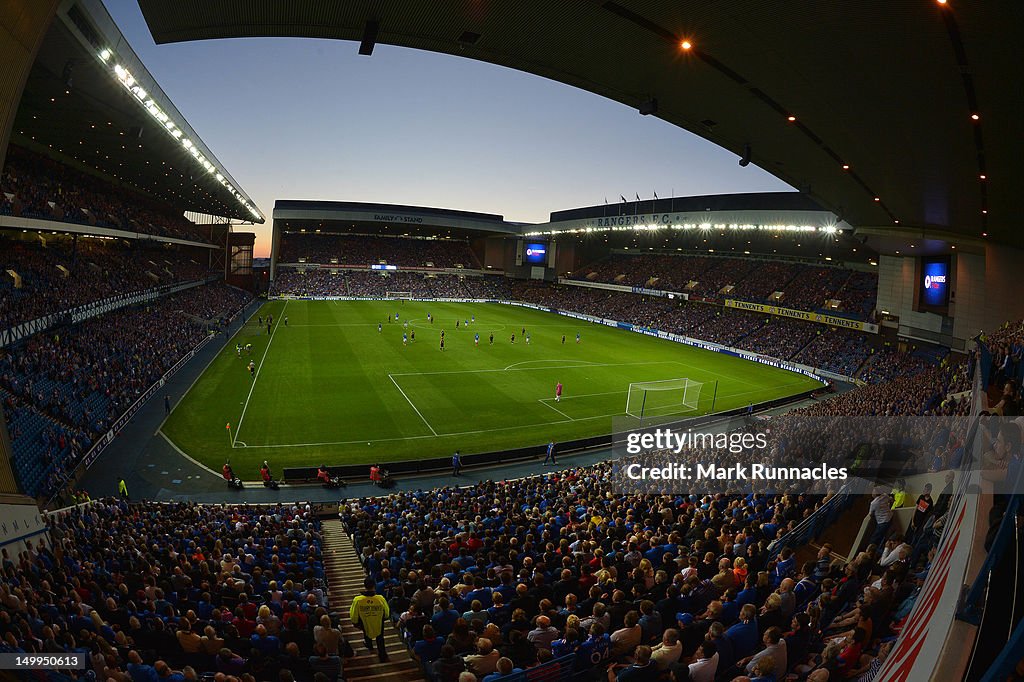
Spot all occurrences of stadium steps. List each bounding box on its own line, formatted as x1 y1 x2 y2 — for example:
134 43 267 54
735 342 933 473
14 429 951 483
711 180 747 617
797 494 873 566
321 520 426 682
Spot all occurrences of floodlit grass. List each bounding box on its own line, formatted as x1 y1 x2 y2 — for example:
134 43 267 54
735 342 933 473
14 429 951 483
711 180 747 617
162 300 821 473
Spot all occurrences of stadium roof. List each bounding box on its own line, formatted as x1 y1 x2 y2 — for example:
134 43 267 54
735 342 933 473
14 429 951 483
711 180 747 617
10 0 263 223
137 1 1019 246
274 199 521 239
549 191 824 222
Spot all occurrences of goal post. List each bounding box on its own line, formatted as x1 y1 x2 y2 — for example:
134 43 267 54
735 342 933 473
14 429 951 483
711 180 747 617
626 378 709 421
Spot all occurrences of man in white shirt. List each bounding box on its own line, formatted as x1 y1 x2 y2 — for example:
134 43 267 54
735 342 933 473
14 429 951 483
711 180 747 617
744 627 787 680
867 487 895 546
650 629 682 670
688 641 718 682
465 638 500 676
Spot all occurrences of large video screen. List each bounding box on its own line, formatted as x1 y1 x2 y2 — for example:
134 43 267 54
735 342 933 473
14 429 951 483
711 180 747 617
524 242 548 264
920 256 950 308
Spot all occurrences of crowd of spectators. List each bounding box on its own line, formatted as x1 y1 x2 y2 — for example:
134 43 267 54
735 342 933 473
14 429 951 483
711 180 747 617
278 234 480 269
733 319 819 362
982 319 1023 391
574 254 716 292
341 457 938 682
0 234 212 330
572 254 877 321
271 270 512 300
793 332 872 380
1 283 252 498
855 352 935 386
781 268 853 314
0 499 335 682
832 274 878 321
0 146 209 243
728 261 803 303
794 361 971 419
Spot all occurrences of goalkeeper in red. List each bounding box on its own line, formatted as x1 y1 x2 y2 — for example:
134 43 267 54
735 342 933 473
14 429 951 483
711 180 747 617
555 381 563 402
350 577 390 662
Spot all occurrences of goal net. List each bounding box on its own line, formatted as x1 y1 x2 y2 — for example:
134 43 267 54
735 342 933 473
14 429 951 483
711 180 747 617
626 378 704 421
385 291 412 299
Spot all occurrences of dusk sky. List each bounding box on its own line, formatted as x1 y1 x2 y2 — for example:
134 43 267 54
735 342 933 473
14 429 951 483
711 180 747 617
105 0 792 257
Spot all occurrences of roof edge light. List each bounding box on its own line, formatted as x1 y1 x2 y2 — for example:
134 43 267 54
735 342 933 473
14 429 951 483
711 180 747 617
94 47 263 222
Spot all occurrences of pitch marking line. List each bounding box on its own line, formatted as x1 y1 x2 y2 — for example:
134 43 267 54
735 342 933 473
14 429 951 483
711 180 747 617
504 359 601 371
157 431 224 478
237 411 622 448
233 300 288 446
388 374 439 436
236 380 816 449
538 399 574 420
390 360 680 378
539 388 627 402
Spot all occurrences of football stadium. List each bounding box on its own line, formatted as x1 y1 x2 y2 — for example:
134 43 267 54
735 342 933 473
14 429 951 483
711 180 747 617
0 2 1021 682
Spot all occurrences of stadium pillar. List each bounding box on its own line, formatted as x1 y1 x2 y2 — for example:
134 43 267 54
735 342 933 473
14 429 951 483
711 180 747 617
0 1 61 173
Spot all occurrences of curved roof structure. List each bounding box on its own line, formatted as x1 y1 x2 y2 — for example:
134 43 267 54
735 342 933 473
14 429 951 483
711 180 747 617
11 0 263 223
137 1 1021 245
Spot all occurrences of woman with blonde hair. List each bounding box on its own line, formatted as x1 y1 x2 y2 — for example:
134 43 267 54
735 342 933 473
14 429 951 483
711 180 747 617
733 556 748 585
257 604 281 635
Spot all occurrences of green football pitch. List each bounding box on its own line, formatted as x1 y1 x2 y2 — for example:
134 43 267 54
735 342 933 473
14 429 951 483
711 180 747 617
161 300 822 472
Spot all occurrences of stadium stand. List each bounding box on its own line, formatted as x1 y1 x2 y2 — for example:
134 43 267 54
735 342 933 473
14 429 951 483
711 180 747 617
1 283 251 498
0 499 331 682
792 330 873 380
278 233 480 269
571 253 877 321
271 270 512 300
732 317 819 361
1 146 212 243
336 456 939 682
0 233 213 330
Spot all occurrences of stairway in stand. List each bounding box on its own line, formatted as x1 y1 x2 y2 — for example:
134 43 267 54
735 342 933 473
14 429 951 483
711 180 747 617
321 519 426 682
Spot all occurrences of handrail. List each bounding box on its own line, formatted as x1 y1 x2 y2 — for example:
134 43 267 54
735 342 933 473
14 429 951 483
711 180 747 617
766 483 853 556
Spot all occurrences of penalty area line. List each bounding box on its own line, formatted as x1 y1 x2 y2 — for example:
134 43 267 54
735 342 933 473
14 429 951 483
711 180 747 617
538 399 574 420
388 374 439 436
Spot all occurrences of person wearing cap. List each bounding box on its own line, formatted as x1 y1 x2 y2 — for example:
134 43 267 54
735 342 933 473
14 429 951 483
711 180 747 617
674 612 703 660
350 577 390 662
